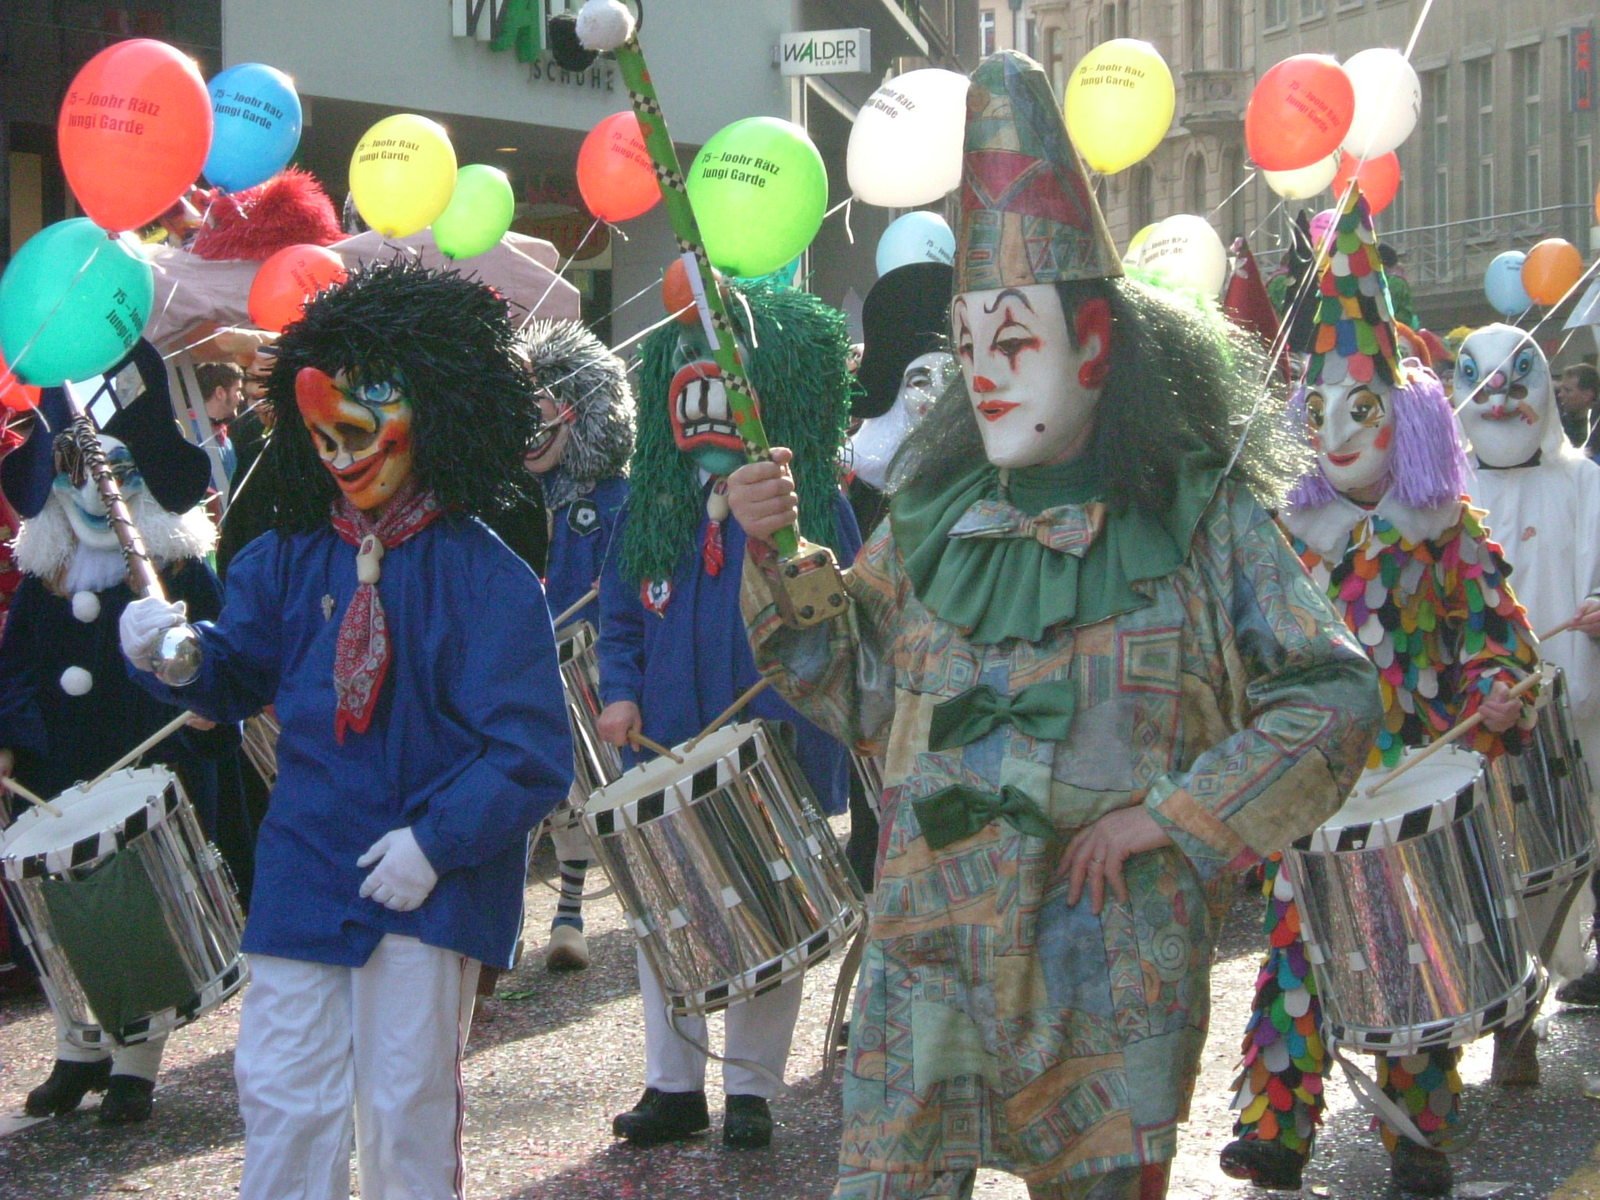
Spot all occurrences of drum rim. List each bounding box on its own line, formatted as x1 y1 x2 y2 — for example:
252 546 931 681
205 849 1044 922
585 721 766 829
0 767 180 880
1320 963 1544 1053
1294 747 1486 853
659 906 863 1017
555 620 598 660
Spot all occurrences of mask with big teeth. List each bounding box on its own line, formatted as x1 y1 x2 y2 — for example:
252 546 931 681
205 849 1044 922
1454 324 1552 468
50 433 143 551
667 325 753 478
295 366 415 510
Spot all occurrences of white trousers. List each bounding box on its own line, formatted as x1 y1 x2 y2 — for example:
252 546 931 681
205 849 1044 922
235 936 479 1200
54 1016 165 1081
637 946 802 1100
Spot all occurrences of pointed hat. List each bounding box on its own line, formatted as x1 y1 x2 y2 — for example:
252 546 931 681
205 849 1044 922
956 51 1122 292
1305 184 1403 388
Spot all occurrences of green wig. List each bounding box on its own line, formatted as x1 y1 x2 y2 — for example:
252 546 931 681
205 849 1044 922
619 282 853 588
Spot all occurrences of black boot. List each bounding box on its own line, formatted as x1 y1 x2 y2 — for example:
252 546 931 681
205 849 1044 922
24 1058 112 1117
99 1075 155 1124
1390 1140 1453 1196
611 1087 710 1144
723 1094 773 1150
1558 963 1600 1007
1218 1137 1305 1191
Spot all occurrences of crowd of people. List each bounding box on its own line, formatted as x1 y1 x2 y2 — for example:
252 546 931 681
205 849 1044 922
3 26 1600 1200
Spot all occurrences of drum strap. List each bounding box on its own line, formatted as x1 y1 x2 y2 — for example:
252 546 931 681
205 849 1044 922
823 923 869 1076
1329 1045 1456 1150
665 1008 792 1096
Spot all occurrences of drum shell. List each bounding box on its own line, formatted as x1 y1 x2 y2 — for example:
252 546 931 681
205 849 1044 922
558 621 624 798
0 768 249 1048
584 721 864 1016
1486 665 1598 897
1284 755 1541 1054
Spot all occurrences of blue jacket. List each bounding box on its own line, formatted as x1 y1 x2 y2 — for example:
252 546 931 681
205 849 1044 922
598 488 860 813
134 515 574 968
546 476 627 631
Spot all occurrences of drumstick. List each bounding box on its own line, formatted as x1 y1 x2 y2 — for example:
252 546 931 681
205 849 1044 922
551 584 601 631
1 775 64 817
627 731 685 764
85 711 196 792
1538 618 1580 642
1366 672 1543 794
685 677 774 751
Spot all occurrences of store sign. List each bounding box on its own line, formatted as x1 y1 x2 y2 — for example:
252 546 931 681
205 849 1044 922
451 0 616 91
776 29 871 77
1574 24 1595 113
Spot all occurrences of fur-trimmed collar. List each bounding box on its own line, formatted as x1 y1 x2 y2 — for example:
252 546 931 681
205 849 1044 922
15 491 217 595
1282 489 1462 559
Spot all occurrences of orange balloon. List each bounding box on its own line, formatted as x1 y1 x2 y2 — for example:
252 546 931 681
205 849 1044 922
0 348 41 412
57 39 213 233
577 112 661 224
1522 238 1585 306
248 245 347 333
1333 151 1402 215
661 258 715 326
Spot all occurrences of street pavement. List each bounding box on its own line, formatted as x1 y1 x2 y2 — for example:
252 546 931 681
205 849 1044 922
6 835 1600 1200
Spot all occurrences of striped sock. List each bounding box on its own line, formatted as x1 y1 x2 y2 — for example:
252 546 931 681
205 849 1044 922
552 859 587 931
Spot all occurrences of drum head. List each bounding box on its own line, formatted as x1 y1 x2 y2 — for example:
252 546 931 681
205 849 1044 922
587 722 760 819
0 767 176 868
1323 745 1482 834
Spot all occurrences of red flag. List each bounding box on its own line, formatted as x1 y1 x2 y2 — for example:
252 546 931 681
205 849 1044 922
1224 237 1290 381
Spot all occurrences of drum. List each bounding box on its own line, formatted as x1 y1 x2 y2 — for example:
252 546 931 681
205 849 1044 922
241 709 280 789
1284 745 1541 1055
1486 664 1597 897
850 751 884 817
584 721 865 1016
0 767 249 1048
558 621 624 798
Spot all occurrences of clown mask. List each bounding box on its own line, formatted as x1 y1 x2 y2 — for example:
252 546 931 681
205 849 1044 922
1306 372 1395 500
1454 325 1551 468
295 367 415 510
51 433 142 551
851 352 958 491
667 324 750 478
951 284 1110 470
524 390 574 474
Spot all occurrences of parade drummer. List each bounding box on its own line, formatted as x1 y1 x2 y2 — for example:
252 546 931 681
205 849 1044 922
119 261 574 1200
726 50 1380 1200
594 273 861 1151
1219 189 1538 1196
519 316 636 971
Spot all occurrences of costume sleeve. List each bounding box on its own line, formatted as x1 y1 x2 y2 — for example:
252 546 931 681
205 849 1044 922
0 580 49 764
1445 509 1539 758
132 533 283 722
1143 487 1383 882
741 518 903 753
411 558 574 875
596 504 646 708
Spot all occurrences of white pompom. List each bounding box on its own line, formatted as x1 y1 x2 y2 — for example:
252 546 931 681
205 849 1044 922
576 0 634 51
60 666 93 696
71 591 102 623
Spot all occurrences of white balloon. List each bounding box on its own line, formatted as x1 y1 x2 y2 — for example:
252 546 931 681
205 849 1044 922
1263 153 1340 201
1340 48 1421 158
848 69 969 208
1136 214 1228 297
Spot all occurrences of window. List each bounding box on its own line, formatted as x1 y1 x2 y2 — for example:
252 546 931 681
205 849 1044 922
1420 69 1449 225
1222 0 1243 68
1186 153 1208 214
1513 44 1541 212
1131 164 1155 234
1187 0 1204 68
1578 141 1594 214
1220 146 1245 236
1300 0 1324 20
1467 58 1494 220
1044 27 1065 95
980 9 996 56
1024 16 1037 57
1264 0 1287 29
1102 2 1120 40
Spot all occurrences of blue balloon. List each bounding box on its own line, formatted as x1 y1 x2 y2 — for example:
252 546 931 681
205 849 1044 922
733 255 803 290
203 63 302 192
0 219 155 387
1484 251 1532 318
875 211 955 277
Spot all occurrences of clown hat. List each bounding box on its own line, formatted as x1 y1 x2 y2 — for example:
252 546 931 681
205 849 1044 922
855 261 953 418
956 51 1121 293
1305 184 1402 388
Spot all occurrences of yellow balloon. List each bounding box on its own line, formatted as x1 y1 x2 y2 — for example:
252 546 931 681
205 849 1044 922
1063 39 1175 175
349 114 458 239
1124 222 1158 266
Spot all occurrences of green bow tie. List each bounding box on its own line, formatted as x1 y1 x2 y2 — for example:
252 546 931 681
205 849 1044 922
928 681 1077 752
912 783 1057 851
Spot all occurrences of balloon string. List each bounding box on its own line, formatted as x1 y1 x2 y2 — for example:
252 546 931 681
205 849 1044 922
519 219 604 334
1210 170 1258 224
3 238 106 387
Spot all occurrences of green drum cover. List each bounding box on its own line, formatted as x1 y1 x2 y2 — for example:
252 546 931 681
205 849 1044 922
41 850 193 1038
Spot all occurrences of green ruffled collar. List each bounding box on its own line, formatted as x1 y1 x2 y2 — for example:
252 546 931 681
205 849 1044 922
889 443 1226 644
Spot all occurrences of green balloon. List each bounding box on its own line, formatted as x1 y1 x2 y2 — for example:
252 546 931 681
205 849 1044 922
0 219 155 387
432 164 516 260
688 118 828 278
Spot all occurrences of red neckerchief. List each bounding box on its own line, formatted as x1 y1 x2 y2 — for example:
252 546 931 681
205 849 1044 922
328 479 443 742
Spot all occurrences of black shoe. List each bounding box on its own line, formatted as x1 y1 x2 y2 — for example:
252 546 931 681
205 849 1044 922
722 1094 773 1150
1390 1140 1452 1196
25 1058 112 1117
1218 1138 1305 1191
99 1076 154 1124
1558 964 1600 1007
611 1087 710 1144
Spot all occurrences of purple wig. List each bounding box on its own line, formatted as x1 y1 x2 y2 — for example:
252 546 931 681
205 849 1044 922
1286 362 1467 511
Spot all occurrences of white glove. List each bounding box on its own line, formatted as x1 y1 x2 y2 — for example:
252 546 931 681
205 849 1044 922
356 828 439 913
120 597 188 673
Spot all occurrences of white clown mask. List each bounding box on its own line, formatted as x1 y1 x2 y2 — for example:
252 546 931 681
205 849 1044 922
1306 371 1396 499
1454 323 1554 468
851 352 958 491
951 283 1108 470
51 434 143 551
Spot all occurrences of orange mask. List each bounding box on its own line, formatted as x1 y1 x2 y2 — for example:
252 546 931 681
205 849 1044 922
295 366 415 510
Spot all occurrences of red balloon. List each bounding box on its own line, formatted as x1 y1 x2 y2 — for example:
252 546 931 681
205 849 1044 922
1333 151 1402 216
1245 55 1355 172
248 245 347 334
0 349 41 413
57 39 213 233
577 112 662 224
